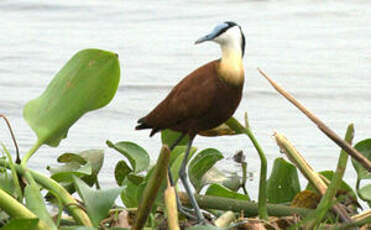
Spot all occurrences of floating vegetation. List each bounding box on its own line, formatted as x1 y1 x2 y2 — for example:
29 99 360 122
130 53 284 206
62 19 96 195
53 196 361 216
0 50 370 230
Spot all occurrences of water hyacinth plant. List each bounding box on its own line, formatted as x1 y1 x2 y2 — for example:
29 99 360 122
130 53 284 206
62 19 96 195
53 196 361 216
0 50 370 230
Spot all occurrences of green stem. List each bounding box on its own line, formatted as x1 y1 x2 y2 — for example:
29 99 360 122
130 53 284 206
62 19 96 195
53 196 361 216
133 145 171 230
241 162 248 195
21 141 43 167
304 124 354 229
0 159 92 226
179 192 311 217
226 117 269 220
0 188 50 230
1 143 23 201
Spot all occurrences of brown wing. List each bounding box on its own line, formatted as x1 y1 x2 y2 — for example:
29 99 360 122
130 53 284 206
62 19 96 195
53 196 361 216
136 60 220 135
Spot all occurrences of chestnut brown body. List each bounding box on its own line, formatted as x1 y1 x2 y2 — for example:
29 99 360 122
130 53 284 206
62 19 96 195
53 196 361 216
136 59 244 137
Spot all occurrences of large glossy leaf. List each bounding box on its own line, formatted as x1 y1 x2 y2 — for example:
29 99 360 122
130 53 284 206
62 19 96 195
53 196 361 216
189 148 224 192
267 157 301 204
73 176 123 227
1 219 39 230
25 184 57 230
352 139 371 180
23 49 120 147
107 141 149 173
206 184 250 201
161 129 189 147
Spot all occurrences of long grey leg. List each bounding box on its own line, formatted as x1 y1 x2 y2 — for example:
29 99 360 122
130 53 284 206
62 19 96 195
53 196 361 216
169 133 186 150
168 168 196 219
179 136 205 224
167 133 195 218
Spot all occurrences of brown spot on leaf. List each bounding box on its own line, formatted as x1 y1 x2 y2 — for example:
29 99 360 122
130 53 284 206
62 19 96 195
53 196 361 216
88 60 96 67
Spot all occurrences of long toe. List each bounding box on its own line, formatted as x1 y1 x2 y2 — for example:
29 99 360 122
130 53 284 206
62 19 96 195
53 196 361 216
196 216 209 225
178 206 197 220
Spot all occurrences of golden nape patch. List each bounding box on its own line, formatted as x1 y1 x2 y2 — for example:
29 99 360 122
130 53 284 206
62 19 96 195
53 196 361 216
218 49 244 86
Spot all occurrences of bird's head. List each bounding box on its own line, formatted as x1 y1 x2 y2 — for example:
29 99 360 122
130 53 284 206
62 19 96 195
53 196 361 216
195 21 246 57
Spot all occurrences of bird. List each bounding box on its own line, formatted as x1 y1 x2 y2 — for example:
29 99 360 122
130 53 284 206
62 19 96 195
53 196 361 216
136 21 246 223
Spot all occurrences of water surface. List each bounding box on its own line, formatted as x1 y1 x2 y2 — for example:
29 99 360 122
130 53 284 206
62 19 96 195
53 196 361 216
1 0 370 201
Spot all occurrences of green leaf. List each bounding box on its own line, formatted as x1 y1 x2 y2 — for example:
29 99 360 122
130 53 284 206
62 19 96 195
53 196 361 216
60 227 98 230
161 129 189 147
46 150 104 201
127 174 144 185
60 227 129 230
358 184 371 207
1 219 39 230
25 184 57 230
267 157 301 204
60 228 129 230
23 49 120 147
169 145 197 165
107 141 149 173
50 162 92 182
57 153 87 164
73 176 123 227
115 160 132 186
120 177 142 208
0 172 15 195
169 148 198 185
306 170 357 199
79 150 104 176
51 150 102 180
352 139 371 180
206 183 250 201
189 148 224 192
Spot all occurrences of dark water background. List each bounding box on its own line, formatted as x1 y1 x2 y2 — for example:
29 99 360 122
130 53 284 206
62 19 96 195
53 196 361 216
1 0 370 202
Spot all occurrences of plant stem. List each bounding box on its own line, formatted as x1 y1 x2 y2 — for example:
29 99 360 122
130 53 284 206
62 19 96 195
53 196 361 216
0 188 50 230
133 145 171 230
1 143 22 201
304 124 354 228
327 216 371 230
226 117 269 220
164 176 180 230
274 132 352 223
0 114 20 163
179 192 311 217
214 211 235 227
21 140 43 167
0 159 92 226
258 68 371 172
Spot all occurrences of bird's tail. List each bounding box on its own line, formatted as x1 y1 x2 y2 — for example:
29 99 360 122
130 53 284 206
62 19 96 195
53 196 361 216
135 117 160 136
135 117 151 130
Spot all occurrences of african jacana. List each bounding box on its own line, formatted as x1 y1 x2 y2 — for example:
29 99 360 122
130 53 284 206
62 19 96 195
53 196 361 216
136 21 245 223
